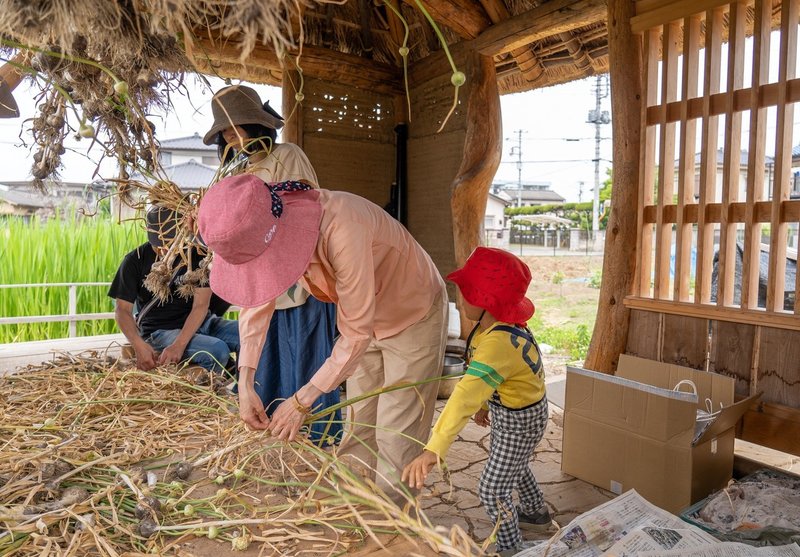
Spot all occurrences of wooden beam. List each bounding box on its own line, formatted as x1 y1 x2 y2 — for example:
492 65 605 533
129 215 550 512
624 298 800 332
190 36 403 96
674 15 701 303
654 21 679 301
450 50 501 336
718 0 747 308
404 0 491 39
472 0 607 57
640 200 800 225
583 0 642 374
0 52 24 91
479 0 545 83
358 0 375 56
636 29 659 298
556 31 593 74
646 79 800 125
385 0 407 50
282 69 303 148
632 0 733 33
742 0 772 310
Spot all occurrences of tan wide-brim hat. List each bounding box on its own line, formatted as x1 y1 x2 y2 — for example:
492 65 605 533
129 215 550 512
0 79 19 118
202 85 284 145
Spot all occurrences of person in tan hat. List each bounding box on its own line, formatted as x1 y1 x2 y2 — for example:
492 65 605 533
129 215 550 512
203 84 342 444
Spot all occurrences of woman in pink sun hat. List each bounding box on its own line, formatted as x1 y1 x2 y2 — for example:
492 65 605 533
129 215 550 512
203 84 342 445
402 247 551 555
197 173 449 496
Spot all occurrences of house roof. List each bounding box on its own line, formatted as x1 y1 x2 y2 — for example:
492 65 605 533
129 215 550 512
131 160 217 191
793 144 799 160
693 149 775 166
0 179 109 191
519 189 566 203
159 133 217 152
0 187 57 209
488 192 512 206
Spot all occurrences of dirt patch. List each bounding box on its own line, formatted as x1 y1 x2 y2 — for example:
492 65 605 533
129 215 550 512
520 255 604 377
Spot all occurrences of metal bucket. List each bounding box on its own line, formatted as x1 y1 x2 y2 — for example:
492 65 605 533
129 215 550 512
437 354 465 399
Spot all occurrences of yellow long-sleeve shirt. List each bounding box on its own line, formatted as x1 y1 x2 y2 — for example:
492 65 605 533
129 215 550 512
425 322 546 458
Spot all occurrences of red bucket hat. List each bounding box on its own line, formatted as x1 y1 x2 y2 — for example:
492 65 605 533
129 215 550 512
197 174 322 308
447 247 535 324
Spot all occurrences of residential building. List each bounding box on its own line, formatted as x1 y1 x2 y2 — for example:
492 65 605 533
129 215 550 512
491 180 565 207
0 179 110 220
116 134 220 219
484 190 511 247
0 134 221 221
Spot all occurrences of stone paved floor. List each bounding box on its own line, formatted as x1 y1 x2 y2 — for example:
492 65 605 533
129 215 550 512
417 391 615 550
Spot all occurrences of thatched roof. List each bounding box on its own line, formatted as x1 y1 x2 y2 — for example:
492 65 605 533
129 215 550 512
0 0 780 188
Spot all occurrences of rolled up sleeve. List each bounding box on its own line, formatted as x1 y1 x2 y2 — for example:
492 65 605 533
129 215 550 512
309 222 376 393
237 301 275 369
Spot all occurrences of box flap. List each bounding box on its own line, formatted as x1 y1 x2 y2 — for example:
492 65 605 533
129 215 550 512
566 366 697 444
618 354 734 407
695 392 762 445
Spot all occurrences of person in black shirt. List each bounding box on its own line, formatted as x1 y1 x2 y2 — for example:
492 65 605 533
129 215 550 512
108 206 239 373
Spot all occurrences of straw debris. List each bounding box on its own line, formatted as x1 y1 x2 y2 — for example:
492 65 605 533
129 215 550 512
1 354 488 556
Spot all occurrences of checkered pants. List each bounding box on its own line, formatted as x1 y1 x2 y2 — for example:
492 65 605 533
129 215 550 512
479 396 549 552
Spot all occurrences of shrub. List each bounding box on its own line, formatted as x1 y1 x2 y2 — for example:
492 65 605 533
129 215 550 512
588 269 602 289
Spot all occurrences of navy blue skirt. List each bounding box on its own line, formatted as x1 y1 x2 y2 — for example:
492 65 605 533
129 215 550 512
253 297 343 444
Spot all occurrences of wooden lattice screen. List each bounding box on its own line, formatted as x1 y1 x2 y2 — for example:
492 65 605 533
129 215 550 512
626 0 800 455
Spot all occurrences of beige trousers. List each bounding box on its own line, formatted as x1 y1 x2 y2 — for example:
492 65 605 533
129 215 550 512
339 282 448 495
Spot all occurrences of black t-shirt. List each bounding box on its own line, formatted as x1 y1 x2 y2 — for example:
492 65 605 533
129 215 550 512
108 242 204 337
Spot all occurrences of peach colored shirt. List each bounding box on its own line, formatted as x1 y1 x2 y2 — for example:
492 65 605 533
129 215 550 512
238 189 444 393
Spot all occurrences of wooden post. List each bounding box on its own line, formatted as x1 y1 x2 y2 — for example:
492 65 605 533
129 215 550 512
281 69 303 148
450 50 502 337
583 0 642 373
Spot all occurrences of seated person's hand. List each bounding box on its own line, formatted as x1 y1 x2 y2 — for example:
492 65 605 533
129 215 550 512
401 449 439 490
474 408 490 427
158 343 185 366
134 343 158 371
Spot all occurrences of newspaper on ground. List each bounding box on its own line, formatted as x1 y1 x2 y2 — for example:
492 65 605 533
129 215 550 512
516 490 800 557
638 542 800 556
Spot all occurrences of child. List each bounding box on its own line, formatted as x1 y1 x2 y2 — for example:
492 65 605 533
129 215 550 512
401 247 550 556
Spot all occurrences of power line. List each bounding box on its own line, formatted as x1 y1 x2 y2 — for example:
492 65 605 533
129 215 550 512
499 158 612 164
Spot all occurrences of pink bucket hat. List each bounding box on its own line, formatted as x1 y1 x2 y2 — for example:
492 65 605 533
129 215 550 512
197 174 322 308
447 247 535 324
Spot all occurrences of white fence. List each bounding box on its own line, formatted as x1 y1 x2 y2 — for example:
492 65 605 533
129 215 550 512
0 282 114 338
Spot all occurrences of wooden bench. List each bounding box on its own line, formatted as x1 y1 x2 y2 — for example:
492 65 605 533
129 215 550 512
0 333 127 376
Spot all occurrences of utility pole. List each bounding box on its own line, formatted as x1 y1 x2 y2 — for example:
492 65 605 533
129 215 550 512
578 180 584 203
586 76 610 234
509 129 525 207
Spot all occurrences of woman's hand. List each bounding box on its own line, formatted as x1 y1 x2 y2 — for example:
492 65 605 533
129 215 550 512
401 450 440 490
238 385 270 430
473 408 490 427
268 397 307 442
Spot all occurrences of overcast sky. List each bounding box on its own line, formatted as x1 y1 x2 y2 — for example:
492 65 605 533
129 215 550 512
1 30 797 204
0 72 611 203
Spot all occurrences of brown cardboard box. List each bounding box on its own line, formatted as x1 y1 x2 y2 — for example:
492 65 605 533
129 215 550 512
561 354 760 513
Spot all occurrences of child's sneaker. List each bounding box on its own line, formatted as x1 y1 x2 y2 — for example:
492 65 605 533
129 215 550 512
517 506 554 533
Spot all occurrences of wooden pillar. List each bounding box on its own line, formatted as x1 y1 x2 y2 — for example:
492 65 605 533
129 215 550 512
583 0 641 372
450 50 502 337
281 69 303 148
